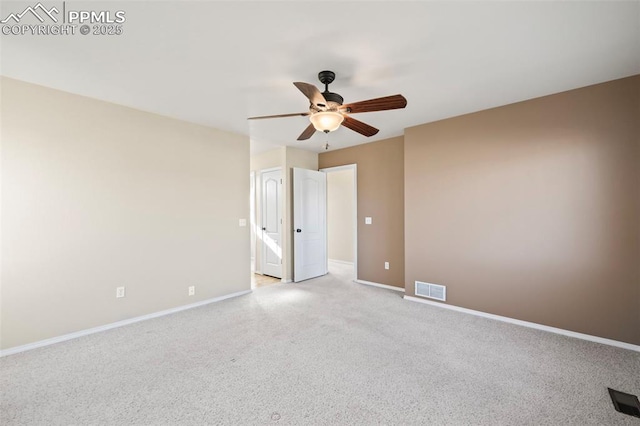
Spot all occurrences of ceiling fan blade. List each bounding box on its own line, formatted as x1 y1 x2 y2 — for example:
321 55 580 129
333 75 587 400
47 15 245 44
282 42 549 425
293 82 328 108
297 123 316 141
341 116 379 137
248 112 309 120
341 94 407 114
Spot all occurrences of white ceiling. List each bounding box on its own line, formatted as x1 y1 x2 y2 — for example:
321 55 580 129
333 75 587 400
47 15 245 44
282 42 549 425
1 1 639 154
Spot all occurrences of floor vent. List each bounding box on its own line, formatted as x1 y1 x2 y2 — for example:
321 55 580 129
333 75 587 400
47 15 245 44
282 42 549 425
608 388 640 418
415 281 446 302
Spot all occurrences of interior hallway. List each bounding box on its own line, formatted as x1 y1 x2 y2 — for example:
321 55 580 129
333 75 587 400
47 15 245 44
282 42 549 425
251 273 280 289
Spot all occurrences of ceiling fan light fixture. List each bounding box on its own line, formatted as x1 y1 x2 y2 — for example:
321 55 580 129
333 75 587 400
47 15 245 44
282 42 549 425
309 111 344 133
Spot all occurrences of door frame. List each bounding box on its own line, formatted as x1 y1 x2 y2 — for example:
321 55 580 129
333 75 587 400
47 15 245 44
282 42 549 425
320 164 358 281
259 166 283 278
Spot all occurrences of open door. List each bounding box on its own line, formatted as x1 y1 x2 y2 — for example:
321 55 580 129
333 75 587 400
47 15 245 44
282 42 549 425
293 168 327 282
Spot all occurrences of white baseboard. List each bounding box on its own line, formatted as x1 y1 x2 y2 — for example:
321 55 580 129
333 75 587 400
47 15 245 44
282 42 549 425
328 259 354 266
280 279 292 284
355 279 405 293
0 289 252 358
403 295 640 353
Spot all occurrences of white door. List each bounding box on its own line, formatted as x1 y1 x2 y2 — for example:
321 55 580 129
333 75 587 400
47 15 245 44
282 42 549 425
293 168 327 282
250 171 256 272
261 169 282 278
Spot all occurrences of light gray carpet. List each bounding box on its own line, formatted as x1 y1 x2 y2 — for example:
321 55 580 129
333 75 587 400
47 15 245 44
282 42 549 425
1 264 639 425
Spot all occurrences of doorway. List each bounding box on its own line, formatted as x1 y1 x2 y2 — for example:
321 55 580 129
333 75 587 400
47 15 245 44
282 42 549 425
293 168 328 282
260 167 283 279
250 171 256 273
321 164 357 281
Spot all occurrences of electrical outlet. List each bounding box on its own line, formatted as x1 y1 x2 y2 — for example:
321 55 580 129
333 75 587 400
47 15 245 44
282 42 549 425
116 286 125 298
188 286 195 296
385 261 390 270
365 217 372 225
239 218 247 227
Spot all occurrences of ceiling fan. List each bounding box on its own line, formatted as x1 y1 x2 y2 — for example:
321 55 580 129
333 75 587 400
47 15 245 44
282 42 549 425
248 70 407 141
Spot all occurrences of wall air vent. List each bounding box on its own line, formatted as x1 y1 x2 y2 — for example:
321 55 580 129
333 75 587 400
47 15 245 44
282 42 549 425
415 281 446 302
608 388 640 418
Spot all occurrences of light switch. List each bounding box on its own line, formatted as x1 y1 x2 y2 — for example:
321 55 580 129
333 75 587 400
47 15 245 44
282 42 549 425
365 217 372 225
239 218 247 227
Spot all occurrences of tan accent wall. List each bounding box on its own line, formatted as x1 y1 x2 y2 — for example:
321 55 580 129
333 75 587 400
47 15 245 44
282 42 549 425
1 77 250 350
327 169 355 263
319 137 404 288
405 75 640 345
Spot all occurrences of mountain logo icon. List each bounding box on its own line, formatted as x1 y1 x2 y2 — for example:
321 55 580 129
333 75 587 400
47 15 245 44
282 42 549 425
1 3 59 24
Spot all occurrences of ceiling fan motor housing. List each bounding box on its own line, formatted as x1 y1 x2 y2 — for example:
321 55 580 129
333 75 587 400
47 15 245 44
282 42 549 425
322 91 344 107
317 70 344 108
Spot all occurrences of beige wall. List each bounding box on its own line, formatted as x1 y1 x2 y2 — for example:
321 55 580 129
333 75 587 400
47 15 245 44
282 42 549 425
405 75 640 345
327 169 355 263
249 147 284 172
1 77 250 350
320 137 404 288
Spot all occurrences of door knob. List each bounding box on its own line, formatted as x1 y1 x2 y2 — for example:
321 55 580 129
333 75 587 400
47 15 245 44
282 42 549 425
296 229 302 233
262 227 266 231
